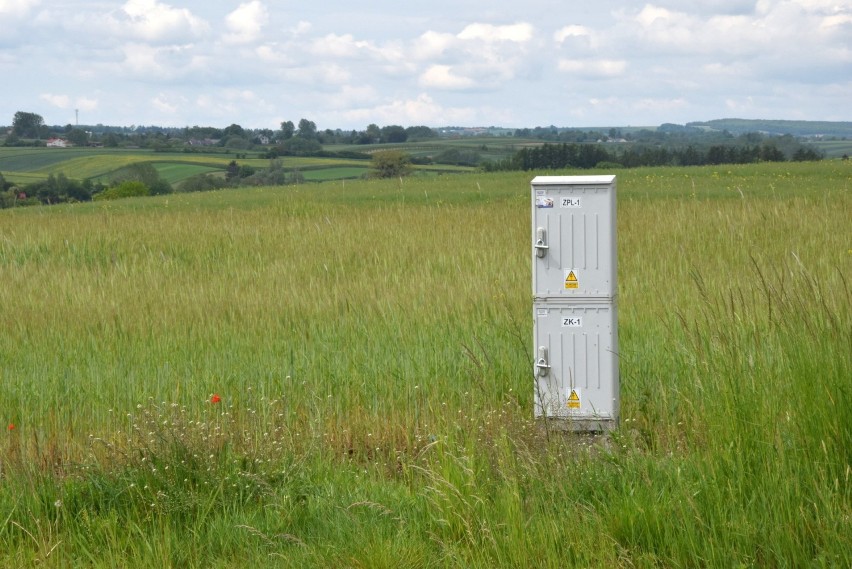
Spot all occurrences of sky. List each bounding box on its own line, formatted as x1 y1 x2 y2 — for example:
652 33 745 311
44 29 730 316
1 0 850 131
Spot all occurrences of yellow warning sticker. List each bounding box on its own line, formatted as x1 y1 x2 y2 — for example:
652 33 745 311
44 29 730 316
567 389 581 409
564 270 579 289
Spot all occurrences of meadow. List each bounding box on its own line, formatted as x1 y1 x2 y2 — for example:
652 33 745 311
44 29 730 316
0 162 849 567
0 145 480 187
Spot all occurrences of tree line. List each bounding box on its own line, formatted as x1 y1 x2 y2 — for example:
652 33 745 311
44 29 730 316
483 140 822 172
3 111 439 151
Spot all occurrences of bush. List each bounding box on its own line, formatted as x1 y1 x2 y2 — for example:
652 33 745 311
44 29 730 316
370 150 413 178
95 181 149 200
178 174 227 193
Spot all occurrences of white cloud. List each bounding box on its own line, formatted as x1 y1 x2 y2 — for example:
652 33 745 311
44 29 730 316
310 33 376 58
408 21 540 91
152 94 180 114
40 93 71 109
325 84 379 110
39 93 99 113
1 1 849 129
457 22 534 43
554 25 592 44
557 59 627 78
635 4 675 27
412 30 456 60
0 0 41 45
195 89 274 120
76 97 99 112
725 96 756 113
224 1 268 45
336 93 476 126
281 63 353 86
419 65 476 90
292 21 312 35
103 0 209 44
255 44 292 64
0 0 40 17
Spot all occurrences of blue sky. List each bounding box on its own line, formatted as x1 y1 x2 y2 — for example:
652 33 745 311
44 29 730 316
1 0 850 130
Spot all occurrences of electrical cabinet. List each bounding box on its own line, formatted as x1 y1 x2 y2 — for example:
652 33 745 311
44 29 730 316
532 175 617 300
532 301 619 427
531 175 619 431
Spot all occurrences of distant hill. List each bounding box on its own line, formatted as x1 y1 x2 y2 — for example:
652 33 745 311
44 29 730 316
686 119 852 138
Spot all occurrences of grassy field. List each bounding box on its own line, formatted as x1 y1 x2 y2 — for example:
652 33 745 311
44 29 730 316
0 146 476 186
0 162 850 567
811 139 852 159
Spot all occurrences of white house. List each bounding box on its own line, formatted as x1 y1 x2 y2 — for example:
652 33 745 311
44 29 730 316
46 138 70 148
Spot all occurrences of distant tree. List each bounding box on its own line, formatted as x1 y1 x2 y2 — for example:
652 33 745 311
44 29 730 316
405 125 437 140
110 162 172 195
791 147 822 162
226 160 240 182
297 119 318 140
380 125 407 143
279 121 295 140
12 111 45 138
31 174 92 203
67 128 89 146
223 124 245 137
759 143 785 162
365 123 381 143
370 150 412 178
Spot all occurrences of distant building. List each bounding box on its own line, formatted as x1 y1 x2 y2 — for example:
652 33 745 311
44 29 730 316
46 138 70 148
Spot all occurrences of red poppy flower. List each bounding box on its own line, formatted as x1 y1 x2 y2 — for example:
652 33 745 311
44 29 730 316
210 394 221 404
7 423 14 431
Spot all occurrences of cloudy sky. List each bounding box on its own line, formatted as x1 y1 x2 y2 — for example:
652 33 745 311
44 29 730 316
1 0 850 130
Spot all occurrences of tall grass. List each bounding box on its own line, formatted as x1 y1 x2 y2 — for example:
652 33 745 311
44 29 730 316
0 163 849 566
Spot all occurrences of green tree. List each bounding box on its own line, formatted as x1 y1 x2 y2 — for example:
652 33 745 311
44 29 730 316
297 119 318 140
370 150 413 178
405 126 437 140
223 124 245 137
226 160 240 182
279 121 295 140
111 162 172 195
67 128 89 147
12 111 45 138
365 123 381 143
381 125 407 143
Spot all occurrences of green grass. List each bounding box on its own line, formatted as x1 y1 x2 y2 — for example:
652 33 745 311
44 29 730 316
0 162 850 567
152 163 224 184
0 147 377 186
299 166 370 181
